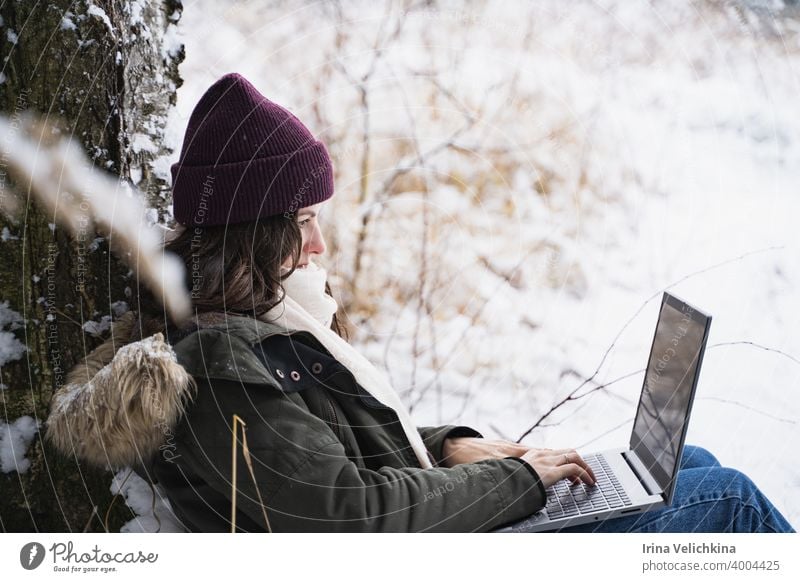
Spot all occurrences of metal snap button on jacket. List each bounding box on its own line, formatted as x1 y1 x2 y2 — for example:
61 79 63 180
290 370 301 381
275 369 285 378
311 362 323 374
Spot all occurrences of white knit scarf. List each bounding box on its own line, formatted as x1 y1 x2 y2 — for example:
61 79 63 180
259 261 433 469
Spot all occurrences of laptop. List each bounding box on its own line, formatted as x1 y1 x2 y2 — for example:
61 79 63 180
495 291 712 532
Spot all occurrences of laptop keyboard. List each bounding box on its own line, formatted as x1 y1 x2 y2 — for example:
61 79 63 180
545 453 633 519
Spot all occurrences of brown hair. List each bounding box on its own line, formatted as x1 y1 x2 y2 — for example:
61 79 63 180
134 214 348 341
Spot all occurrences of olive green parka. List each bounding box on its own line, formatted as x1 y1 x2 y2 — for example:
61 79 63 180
46 311 546 532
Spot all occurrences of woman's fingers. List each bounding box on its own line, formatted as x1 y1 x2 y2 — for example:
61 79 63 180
566 452 597 485
548 449 597 485
558 463 595 486
519 446 598 488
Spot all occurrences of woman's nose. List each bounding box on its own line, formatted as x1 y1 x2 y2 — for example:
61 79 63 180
306 223 326 256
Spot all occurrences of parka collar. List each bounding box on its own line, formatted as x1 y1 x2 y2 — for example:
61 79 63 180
169 311 319 387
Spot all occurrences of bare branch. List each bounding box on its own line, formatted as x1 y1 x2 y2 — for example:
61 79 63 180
698 396 796 425
409 244 543 411
489 423 512 441
709 340 800 366
575 418 634 450
515 244 785 443
387 55 440 416
351 65 510 300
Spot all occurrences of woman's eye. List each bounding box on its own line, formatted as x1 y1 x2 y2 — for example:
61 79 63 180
298 219 310 228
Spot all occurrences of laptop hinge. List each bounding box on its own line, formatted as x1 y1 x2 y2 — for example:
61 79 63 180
622 451 662 497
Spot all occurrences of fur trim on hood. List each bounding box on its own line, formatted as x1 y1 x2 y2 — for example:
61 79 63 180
45 312 197 469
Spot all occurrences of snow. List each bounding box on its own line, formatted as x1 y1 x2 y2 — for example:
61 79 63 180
51 362 112 416
130 132 157 154
86 4 114 34
128 0 146 27
60 16 77 32
160 23 183 60
154 106 185 183
0 301 24 329
168 0 800 528
144 207 158 226
0 416 40 474
81 315 112 337
88 236 104 252
118 334 177 362
111 468 186 532
0 300 26 367
111 300 129 317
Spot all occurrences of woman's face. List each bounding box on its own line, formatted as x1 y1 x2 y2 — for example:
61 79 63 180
281 202 327 271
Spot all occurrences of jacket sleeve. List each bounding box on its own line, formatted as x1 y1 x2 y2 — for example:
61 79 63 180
417 425 484 467
178 377 546 533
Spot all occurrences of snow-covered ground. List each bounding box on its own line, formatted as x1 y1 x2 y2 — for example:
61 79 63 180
143 0 799 529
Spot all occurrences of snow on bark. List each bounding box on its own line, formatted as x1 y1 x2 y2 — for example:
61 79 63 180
111 468 186 533
0 416 40 474
0 299 26 367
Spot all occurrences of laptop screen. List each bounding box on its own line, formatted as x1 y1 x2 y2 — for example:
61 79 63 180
630 292 711 503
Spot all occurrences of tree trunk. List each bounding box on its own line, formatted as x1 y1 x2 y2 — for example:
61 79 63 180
0 0 183 532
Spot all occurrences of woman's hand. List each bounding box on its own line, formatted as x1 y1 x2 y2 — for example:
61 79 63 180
441 437 596 489
518 447 596 489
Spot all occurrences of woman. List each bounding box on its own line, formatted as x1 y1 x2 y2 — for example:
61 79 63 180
45 73 794 533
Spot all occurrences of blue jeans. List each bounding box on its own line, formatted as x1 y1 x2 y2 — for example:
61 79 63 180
507 445 795 533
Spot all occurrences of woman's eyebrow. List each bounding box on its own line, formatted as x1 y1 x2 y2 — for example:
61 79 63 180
298 210 317 218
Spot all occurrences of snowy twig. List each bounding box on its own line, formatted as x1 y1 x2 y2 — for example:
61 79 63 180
0 112 191 325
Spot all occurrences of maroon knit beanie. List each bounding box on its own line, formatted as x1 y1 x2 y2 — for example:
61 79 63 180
170 73 334 226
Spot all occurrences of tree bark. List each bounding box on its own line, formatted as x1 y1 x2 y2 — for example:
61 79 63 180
0 0 183 532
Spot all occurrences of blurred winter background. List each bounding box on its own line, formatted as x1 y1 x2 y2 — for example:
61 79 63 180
115 0 800 530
